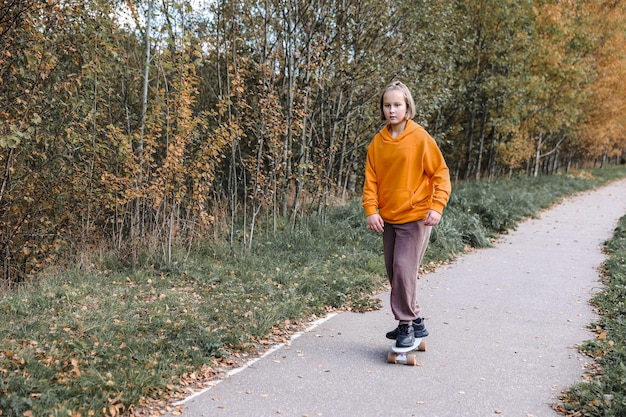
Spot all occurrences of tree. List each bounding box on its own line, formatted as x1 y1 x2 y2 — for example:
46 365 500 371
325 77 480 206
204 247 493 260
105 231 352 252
1 0 625 286
575 0 626 166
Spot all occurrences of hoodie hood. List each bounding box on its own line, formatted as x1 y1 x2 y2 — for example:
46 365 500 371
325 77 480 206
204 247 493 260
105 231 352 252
378 120 421 143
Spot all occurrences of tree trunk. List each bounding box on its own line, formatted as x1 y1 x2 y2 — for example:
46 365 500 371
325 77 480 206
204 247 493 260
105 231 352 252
533 133 543 177
464 102 476 180
474 103 488 180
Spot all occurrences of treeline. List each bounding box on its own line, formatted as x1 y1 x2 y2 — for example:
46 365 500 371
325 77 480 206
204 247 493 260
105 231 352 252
1 0 625 286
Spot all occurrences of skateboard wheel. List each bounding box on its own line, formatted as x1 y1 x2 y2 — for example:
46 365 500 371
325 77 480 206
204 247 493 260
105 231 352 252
418 341 427 352
387 352 398 364
406 353 418 366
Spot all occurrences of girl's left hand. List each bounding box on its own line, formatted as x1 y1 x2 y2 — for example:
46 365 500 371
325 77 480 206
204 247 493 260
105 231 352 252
424 210 442 226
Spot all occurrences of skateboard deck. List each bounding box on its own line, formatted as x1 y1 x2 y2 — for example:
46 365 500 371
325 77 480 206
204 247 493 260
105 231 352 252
387 338 427 366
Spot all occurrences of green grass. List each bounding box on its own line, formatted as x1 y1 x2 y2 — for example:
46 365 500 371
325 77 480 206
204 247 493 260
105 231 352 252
1 165 625 417
557 214 626 416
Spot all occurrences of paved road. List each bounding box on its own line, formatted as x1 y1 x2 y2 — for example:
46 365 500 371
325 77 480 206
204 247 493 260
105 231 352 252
174 178 626 417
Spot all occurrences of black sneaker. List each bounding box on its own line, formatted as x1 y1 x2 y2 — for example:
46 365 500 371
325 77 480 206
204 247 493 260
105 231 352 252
413 317 429 338
386 318 429 340
396 324 415 348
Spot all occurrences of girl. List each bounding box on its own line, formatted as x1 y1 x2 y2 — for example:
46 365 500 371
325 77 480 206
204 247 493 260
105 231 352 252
362 81 451 348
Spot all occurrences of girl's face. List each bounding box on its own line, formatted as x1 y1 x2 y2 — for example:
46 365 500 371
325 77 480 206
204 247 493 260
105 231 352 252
382 89 408 127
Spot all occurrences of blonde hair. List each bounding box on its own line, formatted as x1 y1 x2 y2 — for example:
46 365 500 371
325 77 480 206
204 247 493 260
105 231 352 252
379 81 416 121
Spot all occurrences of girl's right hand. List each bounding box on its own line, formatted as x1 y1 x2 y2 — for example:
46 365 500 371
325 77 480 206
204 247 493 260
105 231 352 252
366 214 385 234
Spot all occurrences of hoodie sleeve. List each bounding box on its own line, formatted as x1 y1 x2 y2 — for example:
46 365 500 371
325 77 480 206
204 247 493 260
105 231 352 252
362 143 379 217
424 135 451 214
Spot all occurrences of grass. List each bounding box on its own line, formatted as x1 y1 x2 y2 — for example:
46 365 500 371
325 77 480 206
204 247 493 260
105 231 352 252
1 165 626 417
556 213 626 416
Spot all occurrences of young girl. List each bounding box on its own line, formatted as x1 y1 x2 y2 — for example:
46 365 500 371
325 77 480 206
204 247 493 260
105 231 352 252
362 81 451 348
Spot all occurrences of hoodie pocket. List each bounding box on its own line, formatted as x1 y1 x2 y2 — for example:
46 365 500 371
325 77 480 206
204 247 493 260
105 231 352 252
379 189 412 218
410 182 432 208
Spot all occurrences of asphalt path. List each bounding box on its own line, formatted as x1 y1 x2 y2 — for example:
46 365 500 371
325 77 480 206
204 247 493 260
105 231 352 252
173 178 626 417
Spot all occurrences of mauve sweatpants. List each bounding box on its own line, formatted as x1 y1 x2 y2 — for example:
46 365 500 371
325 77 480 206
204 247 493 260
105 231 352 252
383 220 431 322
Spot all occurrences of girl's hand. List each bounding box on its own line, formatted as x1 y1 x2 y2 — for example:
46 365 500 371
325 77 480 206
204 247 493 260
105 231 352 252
424 210 442 226
366 214 385 234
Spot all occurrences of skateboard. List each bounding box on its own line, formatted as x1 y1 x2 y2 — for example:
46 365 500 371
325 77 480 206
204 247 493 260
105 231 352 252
387 338 427 366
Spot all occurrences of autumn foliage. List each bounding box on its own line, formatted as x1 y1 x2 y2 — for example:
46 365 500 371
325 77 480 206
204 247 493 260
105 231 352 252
1 0 625 286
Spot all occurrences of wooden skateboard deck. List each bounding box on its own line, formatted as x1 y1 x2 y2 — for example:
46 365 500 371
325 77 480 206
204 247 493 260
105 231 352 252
387 338 427 366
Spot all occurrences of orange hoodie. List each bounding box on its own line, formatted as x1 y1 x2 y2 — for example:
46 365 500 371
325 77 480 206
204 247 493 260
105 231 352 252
362 120 451 224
